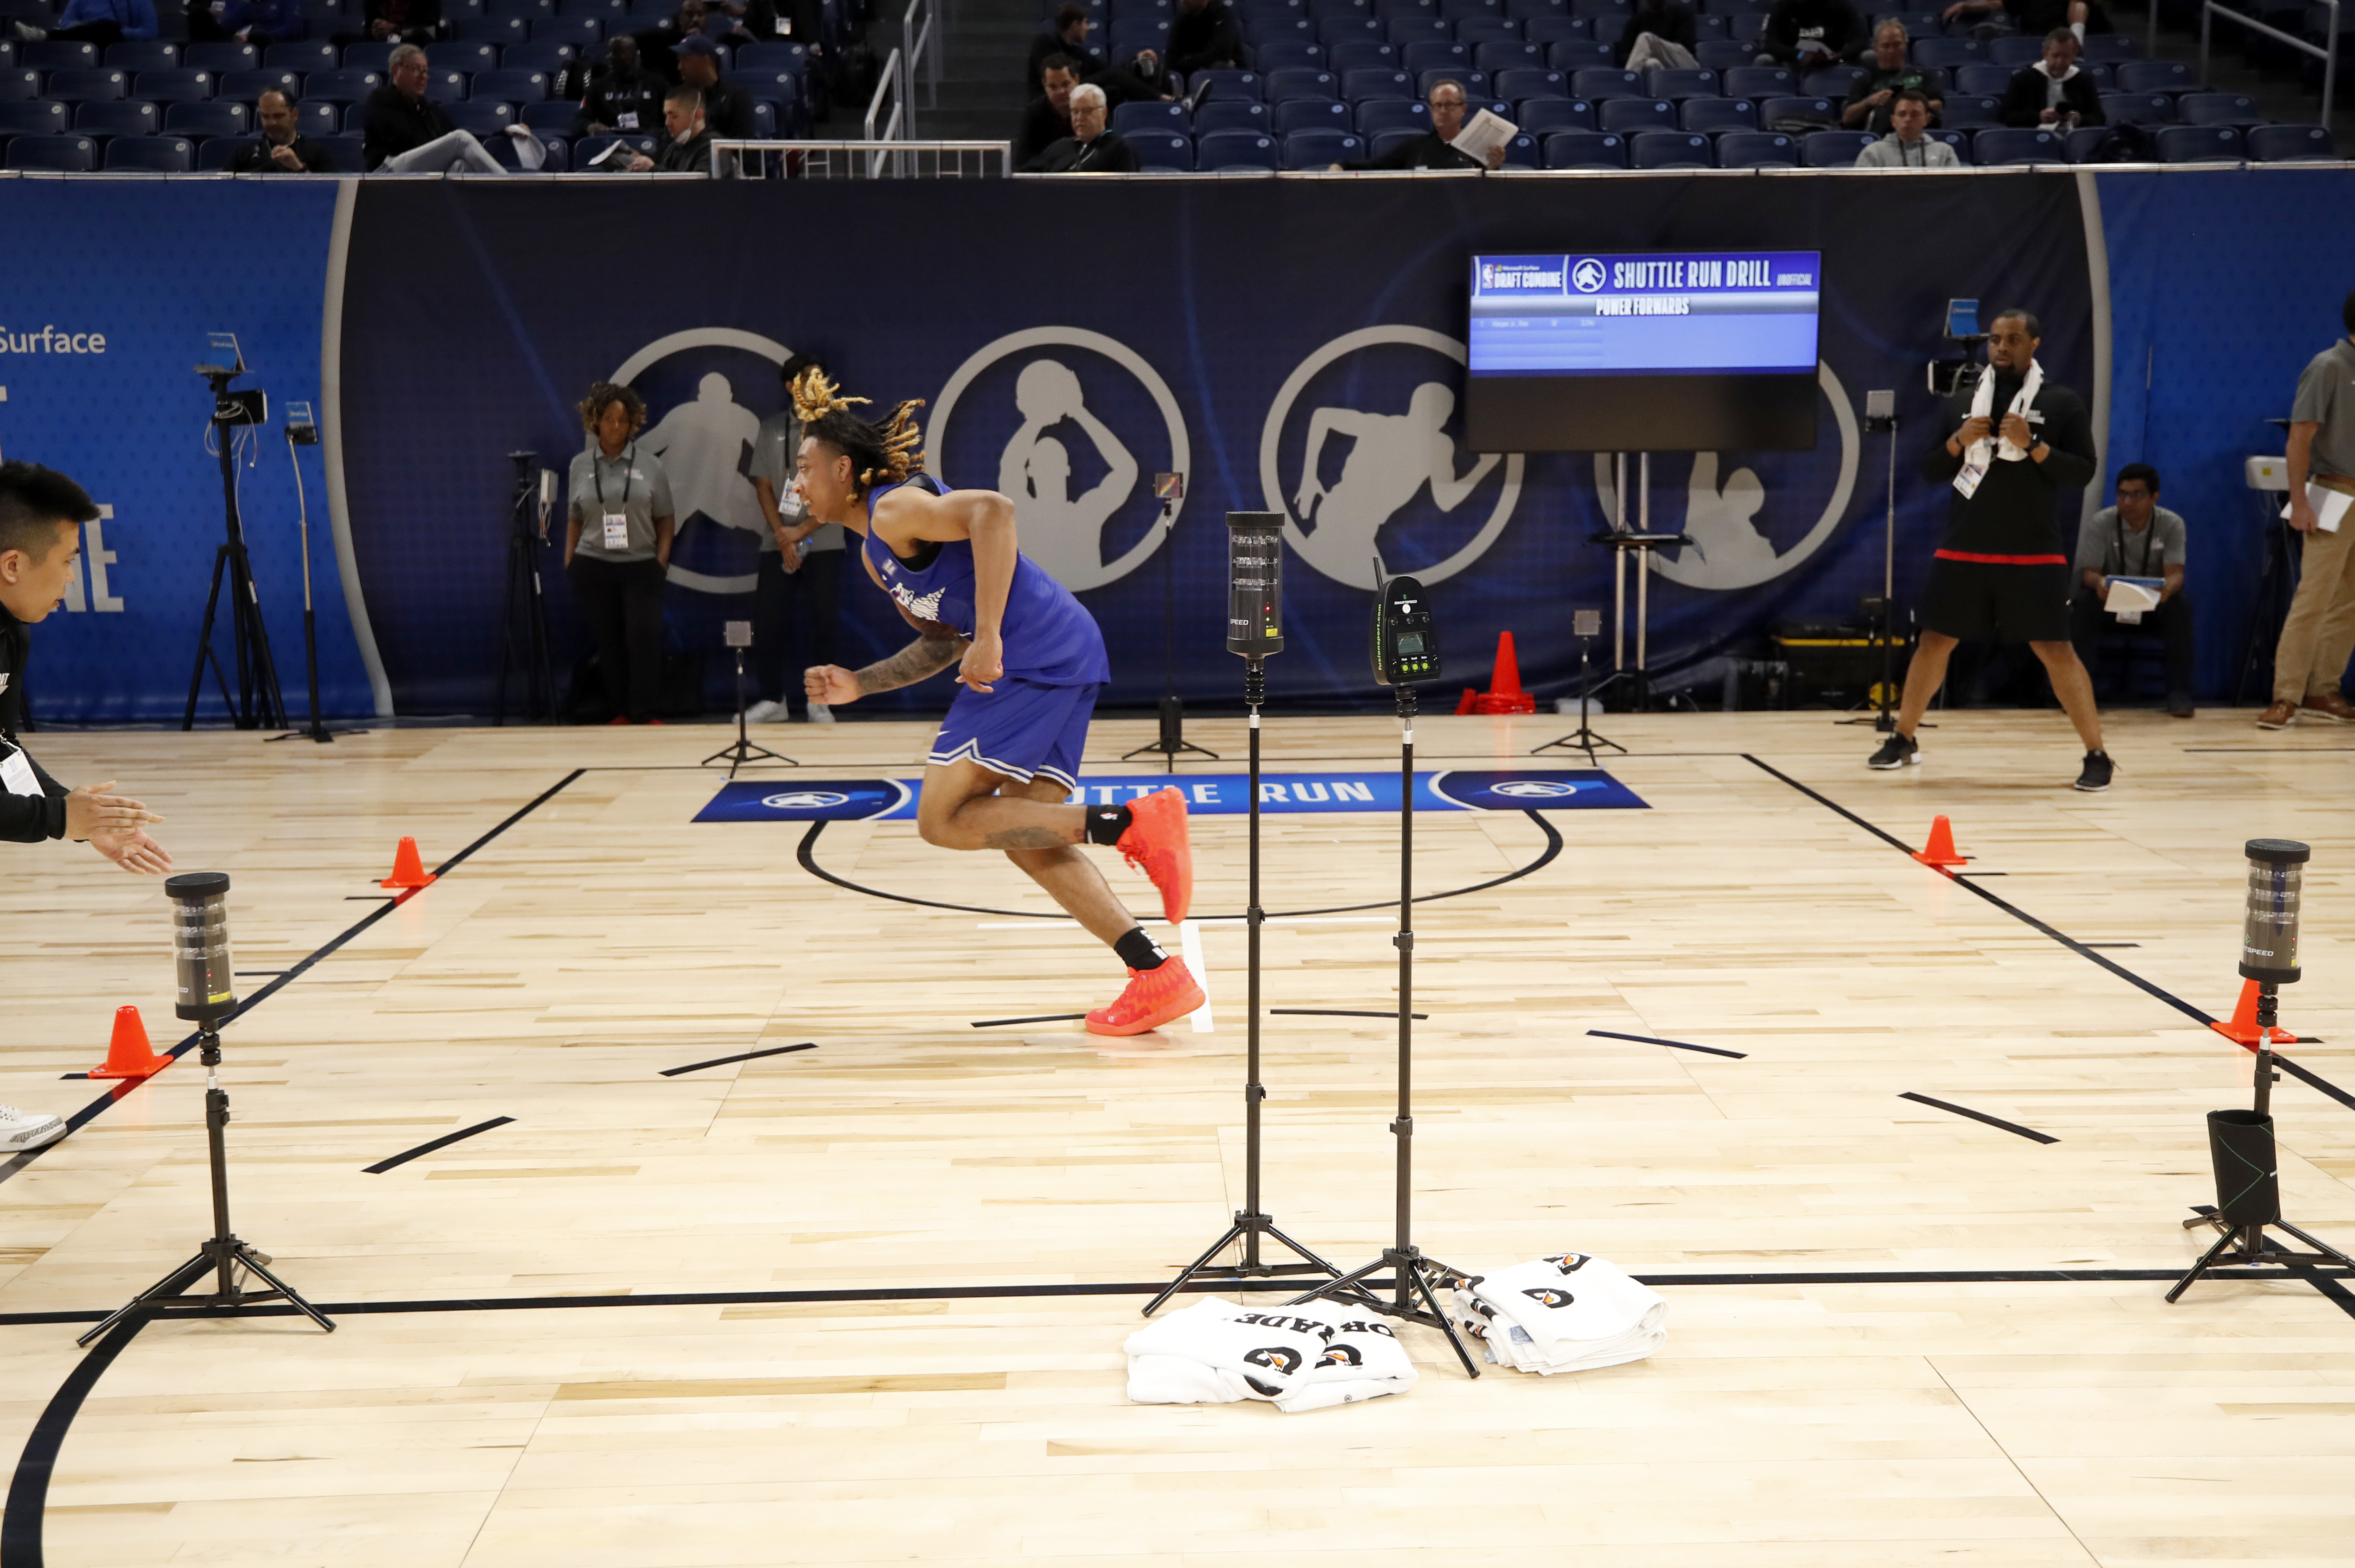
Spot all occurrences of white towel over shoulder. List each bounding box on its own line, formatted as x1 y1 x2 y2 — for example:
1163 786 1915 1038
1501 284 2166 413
1954 359 2044 499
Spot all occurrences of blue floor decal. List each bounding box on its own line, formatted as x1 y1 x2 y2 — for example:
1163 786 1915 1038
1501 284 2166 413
694 768 1646 822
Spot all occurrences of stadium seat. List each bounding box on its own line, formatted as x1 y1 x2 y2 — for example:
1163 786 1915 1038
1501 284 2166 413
1630 127 1710 165
1939 94 2002 127
43 66 127 101
519 97 577 130
1546 37 1612 66
1125 127 1192 168
340 41 397 70
490 0 554 17
2178 91 2259 124
1986 34 2041 65
1475 37 1544 68
1798 127 1873 163
1197 127 1281 166
1973 125 2064 163
1363 124 1422 157
1192 68 1264 99
1400 38 1468 70
294 98 337 136
1516 94 1589 129
1930 127 1972 161
1194 98 1272 131
1715 128 1795 164
220 67 302 101
437 39 500 73
1695 38 1752 68
1110 22 1169 57
164 99 249 134
1721 63 1790 96
1596 94 1671 129
2079 32 2137 60
1443 0 1506 18
1387 13 1453 43
1328 38 1400 68
486 126 563 166
502 39 578 72
2247 122 2335 160
267 39 338 72
1257 38 1326 68
24 40 100 70
183 39 260 71
1254 13 1314 49
2114 58 2190 92
73 98 159 134
104 40 178 71
1679 94 1753 130
1274 95 1350 130
0 67 36 99
1493 64 1563 97
1507 0 1567 16
533 13 602 45
1910 37 1978 67
1570 64 1641 96
735 42 808 75
1950 61 2008 95
2062 122 2112 160
102 133 192 169
1283 126 1363 163
1571 0 1630 15
5 130 95 168
1525 13 1589 43
1416 65 1487 95
560 0 625 13
195 133 260 168
421 66 467 100
1355 95 1428 131
309 133 363 170
571 130 651 165
1647 65 1717 97
134 68 216 101
440 97 514 132
2156 122 2241 160
1456 13 1519 40
0 99 66 133
1540 127 1623 164
456 14 529 42
1800 62 1862 97
1758 93 1835 125
1501 127 1541 160
1343 65 1415 96
473 67 549 99
1113 98 1188 133
2100 90 2175 123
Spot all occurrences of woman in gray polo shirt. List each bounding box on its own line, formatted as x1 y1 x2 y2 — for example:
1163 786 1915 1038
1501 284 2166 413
566 382 676 724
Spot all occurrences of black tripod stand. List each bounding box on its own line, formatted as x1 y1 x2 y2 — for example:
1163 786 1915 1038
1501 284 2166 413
1838 396 1917 734
80 1024 334 1346
182 368 288 733
1144 654 1341 1314
1533 611 1623 760
703 625 796 779
1291 683 1481 1377
1124 483 1218 773
264 406 350 745
494 452 559 727
2167 992 2355 1303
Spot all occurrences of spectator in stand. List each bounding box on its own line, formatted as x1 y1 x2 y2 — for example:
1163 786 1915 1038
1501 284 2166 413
746 352 842 724
1014 55 1080 167
1999 27 2102 127
1361 77 1505 167
227 88 332 170
618 83 715 171
1020 82 1138 170
365 43 507 170
1756 0 1865 68
1854 87 1958 164
2071 463 2193 717
1842 20 1944 130
2259 291 2355 730
577 35 670 136
349 0 438 47
1096 44 1177 102
1615 0 1698 72
701 0 783 50
1028 4 1103 89
8 0 156 46
566 383 675 726
191 0 302 46
1168 0 1241 76
635 0 738 79
674 35 755 139
1944 0 2107 40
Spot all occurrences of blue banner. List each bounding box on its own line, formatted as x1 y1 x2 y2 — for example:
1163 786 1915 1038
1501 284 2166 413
693 766 1645 821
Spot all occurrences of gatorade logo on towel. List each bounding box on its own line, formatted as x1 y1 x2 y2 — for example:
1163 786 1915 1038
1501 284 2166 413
1243 1346 1305 1375
1523 1288 1575 1309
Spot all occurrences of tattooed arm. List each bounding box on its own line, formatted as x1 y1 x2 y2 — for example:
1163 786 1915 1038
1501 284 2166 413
805 624 968 706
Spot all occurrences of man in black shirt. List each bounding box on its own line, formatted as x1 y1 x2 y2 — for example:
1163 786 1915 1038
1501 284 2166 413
1870 308 2114 789
577 35 670 136
1757 0 1866 67
1168 0 1241 76
620 83 715 170
365 43 505 169
1026 4 1101 89
674 34 754 139
1998 27 2104 127
227 87 332 171
1841 20 1945 131
1363 78 1503 168
1019 82 1137 170
1013 54 1080 167
1095 45 1178 103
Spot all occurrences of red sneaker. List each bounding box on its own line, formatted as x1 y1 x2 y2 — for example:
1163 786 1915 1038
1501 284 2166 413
1086 957 1206 1037
1115 786 1193 923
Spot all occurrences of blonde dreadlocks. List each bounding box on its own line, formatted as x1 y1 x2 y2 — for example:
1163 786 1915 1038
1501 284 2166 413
790 365 926 495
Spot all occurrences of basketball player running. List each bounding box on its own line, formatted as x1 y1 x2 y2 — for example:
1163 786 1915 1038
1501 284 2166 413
789 369 1205 1036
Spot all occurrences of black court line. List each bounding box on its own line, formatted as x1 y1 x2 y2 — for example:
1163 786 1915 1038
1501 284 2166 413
2082 942 2140 949
1587 1028 1747 1059
0 1315 145 1568
0 769 583 1192
1898 1091 2061 1144
1271 1008 1430 1021
2273 1054 2355 1114
798 809 1565 923
660 1042 816 1076
972 1013 1088 1028
363 1117 515 1174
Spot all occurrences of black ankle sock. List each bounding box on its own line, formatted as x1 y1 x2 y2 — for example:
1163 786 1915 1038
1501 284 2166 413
1083 803 1133 846
1113 927 1169 971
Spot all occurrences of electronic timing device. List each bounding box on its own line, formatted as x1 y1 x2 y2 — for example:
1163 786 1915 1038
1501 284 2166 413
1373 572 1438 686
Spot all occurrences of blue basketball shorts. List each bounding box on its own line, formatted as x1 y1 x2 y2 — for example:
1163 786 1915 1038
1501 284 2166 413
925 678 1101 794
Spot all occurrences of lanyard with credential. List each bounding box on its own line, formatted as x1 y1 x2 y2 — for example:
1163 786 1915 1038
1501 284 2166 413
2115 515 2155 578
593 445 636 509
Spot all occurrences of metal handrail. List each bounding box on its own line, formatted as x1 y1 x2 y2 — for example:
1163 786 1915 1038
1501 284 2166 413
902 0 939 134
710 137 1013 178
864 43 905 151
2201 0 2338 128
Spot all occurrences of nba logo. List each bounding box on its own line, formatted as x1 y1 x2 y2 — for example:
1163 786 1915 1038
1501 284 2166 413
1480 262 1494 289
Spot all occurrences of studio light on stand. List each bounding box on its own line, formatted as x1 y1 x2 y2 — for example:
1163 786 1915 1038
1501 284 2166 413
2167 838 2355 1303
182 332 290 734
1532 607 1624 760
263 401 355 745
1287 568 1481 1378
1144 513 1342 1315
494 452 559 727
702 619 796 779
80 873 335 1346
1123 472 1219 774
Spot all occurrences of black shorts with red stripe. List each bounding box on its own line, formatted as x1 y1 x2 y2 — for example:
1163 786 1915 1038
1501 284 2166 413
1920 551 2073 643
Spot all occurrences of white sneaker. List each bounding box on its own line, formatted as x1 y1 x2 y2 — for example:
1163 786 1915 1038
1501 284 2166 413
805 702 835 724
744 699 785 724
0 1105 67 1154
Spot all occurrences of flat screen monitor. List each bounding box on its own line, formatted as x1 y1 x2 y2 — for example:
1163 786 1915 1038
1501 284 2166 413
1464 250 1823 452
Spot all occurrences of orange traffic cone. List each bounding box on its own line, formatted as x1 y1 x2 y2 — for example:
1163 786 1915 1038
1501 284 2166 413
380 836 437 890
89 1005 170 1080
1455 687 1478 714
2209 978 2288 1048
1470 631 1539 715
1910 815 1968 870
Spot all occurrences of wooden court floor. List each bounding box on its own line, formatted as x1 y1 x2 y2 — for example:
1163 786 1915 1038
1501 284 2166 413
2 707 2353 1567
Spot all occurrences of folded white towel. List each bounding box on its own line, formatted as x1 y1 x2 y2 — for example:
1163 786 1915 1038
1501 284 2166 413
1124 1297 1334 1404
1125 1296 1420 1410
1124 1352 1255 1406
1273 1305 1419 1413
1451 1253 1668 1376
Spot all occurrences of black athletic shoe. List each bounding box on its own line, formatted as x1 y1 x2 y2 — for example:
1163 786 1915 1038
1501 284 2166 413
1867 733 1920 770
2074 750 2115 792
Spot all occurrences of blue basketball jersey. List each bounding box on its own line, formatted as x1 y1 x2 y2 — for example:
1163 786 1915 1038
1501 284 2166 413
862 474 1110 687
